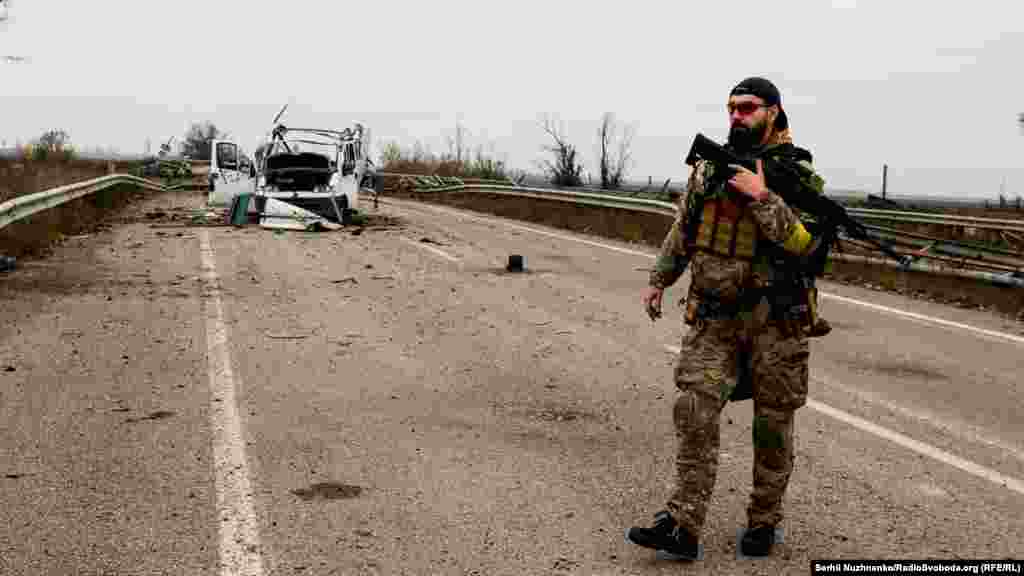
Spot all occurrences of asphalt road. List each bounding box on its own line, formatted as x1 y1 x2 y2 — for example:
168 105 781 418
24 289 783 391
1 190 1021 575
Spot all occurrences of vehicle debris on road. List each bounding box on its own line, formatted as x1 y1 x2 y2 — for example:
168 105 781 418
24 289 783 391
205 105 377 233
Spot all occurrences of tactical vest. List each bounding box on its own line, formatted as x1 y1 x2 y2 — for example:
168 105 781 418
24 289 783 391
690 179 760 260
681 145 833 339
685 144 819 264
684 158 765 260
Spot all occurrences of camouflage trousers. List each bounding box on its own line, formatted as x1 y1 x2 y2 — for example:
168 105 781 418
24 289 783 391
666 307 809 535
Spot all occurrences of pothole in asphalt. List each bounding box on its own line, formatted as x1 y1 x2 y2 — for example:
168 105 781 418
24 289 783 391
360 213 407 228
512 404 603 423
826 320 862 332
846 358 949 381
124 410 176 424
291 482 363 501
916 482 951 499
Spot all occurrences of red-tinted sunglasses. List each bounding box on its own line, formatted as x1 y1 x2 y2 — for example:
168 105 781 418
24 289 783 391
727 101 771 115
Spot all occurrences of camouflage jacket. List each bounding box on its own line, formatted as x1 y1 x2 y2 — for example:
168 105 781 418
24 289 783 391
649 144 826 304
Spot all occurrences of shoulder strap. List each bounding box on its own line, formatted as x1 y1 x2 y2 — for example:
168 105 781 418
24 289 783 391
682 161 713 252
763 143 813 164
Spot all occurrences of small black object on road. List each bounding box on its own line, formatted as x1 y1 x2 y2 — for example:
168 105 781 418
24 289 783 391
507 254 525 272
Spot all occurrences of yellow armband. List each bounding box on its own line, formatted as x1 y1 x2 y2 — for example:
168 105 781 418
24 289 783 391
782 221 813 255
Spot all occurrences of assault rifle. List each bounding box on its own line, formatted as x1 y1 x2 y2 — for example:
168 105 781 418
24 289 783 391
684 133 910 273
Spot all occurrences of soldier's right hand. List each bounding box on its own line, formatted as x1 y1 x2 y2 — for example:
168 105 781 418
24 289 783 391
644 286 664 321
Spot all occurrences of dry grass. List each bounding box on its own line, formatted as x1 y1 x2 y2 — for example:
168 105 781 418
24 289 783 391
0 183 152 259
0 156 144 204
1 156 152 260
379 142 509 181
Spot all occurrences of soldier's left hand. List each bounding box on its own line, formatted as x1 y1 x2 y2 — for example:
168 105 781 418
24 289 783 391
728 158 769 202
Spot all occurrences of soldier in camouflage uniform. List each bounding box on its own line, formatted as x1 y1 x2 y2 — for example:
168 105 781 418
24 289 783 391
627 77 827 560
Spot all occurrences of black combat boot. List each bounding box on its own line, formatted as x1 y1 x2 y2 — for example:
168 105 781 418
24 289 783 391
626 511 700 561
739 523 776 556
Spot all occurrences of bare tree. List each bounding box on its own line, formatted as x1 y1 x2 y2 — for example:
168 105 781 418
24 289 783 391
29 129 73 160
538 115 584 187
508 168 529 186
446 121 469 165
597 112 634 190
181 121 228 160
36 129 70 152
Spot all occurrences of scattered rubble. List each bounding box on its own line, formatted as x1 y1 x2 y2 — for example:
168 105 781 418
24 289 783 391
265 331 313 340
291 482 363 501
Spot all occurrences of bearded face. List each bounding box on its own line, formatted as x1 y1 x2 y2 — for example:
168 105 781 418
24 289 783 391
727 115 770 152
726 95 777 152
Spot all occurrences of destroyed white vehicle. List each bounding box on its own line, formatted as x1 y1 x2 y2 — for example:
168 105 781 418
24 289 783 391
210 106 376 230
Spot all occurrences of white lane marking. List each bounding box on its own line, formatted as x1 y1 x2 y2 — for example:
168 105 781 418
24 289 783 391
385 198 1024 347
663 343 1024 496
815 371 1024 466
400 236 460 262
385 199 652 259
821 293 1024 346
199 230 266 576
806 398 1024 496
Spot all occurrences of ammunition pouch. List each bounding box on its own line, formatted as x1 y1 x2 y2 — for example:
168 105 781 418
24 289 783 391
683 288 766 325
684 296 744 324
684 283 826 404
685 281 828 337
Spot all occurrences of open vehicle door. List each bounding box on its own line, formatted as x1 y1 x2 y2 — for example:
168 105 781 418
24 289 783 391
209 139 254 207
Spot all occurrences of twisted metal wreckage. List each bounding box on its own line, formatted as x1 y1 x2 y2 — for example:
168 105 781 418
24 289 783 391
209 105 378 230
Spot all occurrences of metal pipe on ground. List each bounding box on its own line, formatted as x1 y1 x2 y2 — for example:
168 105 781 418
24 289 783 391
830 253 1024 288
838 237 1023 275
863 222 1024 261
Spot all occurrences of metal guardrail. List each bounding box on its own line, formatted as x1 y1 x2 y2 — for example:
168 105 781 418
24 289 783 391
411 183 677 216
847 208 1024 233
381 172 1024 232
848 207 1024 227
5 172 1019 288
390 180 1024 287
394 180 1024 245
0 174 167 231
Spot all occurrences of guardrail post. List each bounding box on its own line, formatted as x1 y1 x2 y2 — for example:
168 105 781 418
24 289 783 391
882 164 888 200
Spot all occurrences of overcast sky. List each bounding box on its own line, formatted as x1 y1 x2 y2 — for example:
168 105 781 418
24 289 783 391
2 0 1022 199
